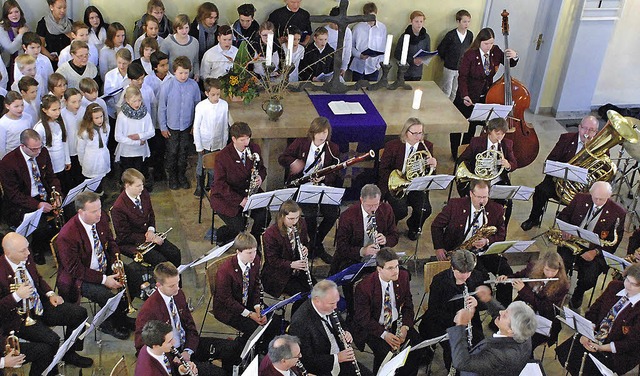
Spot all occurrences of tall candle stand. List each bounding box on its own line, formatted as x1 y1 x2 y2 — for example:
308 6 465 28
389 64 412 90
367 63 392 91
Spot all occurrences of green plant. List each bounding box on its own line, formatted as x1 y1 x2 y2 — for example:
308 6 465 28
220 41 259 104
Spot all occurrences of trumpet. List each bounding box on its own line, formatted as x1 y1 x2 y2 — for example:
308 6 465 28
112 253 136 315
484 277 559 284
292 226 313 289
134 227 173 263
50 185 65 229
4 331 24 376
10 268 36 326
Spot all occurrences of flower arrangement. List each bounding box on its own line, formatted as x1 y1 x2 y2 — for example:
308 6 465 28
220 41 259 104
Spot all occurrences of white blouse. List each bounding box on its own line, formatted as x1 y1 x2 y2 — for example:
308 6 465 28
77 126 110 178
33 120 71 173
114 112 155 161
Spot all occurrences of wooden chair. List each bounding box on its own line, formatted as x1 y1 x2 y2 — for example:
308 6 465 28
415 260 451 321
199 151 219 232
199 254 238 336
109 355 130 376
448 144 468 201
49 233 60 271
107 206 118 240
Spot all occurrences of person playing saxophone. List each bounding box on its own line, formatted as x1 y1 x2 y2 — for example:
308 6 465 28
210 122 270 246
432 179 513 307
353 249 423 375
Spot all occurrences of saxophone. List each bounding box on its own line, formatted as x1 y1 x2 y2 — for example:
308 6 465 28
293 226 313 289
546 217 620 256
330 311 362 376
455 205 497 255
112 253 136 315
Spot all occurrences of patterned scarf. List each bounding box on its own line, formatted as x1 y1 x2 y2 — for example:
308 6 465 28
121 102 148 120
44 11 72 35
198 22 217 57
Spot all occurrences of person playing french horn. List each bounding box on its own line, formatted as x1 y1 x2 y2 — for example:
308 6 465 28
379 117 437 241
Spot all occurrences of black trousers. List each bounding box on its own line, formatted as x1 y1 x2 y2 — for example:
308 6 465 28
558 247 607 306
385 191 432 233
300 202 339 251
80 272 134 325
366 327 423 376
218 208 270 249
178 338 230 376
528 175 558 222
556 335 615 376
27 214 58 259
476 254 514 307
164 128 191 183
19 340 56 376
148 129 166 180
141 239 182 268
282 275 312 315
119 156 149 182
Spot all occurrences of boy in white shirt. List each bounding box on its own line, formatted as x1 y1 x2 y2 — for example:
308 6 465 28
58 22 100 68
14 32 53 84
200 25 238 79
11 54 46 107
79 78 109 116
349 2 387 82
145 51 173 99
281 26 304 82
192 77 232 196
17 76 39 127
103 48 131 120
326 7 353 77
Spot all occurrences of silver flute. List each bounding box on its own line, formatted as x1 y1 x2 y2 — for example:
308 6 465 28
293 226 313 289
484 277 559 284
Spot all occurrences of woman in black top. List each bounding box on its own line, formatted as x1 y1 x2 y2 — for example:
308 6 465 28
189 2 219 62
36 0 72 67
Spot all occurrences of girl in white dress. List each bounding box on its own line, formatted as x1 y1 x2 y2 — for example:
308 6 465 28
77 103 110 192
33 94 71 193
0 91 32 158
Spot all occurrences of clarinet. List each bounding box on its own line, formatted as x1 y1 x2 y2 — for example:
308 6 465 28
370 212 380 249
448 284 473 376
295 360 309 376
330 311 362 376
393 305 404 354
293 226 313 289
170 347 195 376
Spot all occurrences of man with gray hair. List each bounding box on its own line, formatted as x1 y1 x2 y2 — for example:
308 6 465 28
289 280 373 375
259 334 305 375
331 184 399 318
449 285 537 376
557 180 626 309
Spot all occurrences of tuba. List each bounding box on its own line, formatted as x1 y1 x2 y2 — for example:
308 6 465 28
455 148 505 184
388 141 434 198
555 110 638 205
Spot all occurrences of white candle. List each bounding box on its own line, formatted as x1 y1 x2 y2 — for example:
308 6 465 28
412 89 423 110
287 34 294 66
266 33 274 66
383 34 393 65
400 34 410 65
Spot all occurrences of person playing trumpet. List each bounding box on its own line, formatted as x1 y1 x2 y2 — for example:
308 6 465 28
111 168 181 268
378 117 437 241
457 117 517 224
261 200 312 315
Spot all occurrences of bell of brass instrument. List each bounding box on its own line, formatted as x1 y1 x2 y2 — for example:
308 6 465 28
546 218 620 256
455 148 505 184
4 330 24 376
555 110 638 205
292 226 313 289
10 268 36 326
134 227 173 263
50 185 65 229
388 141 434 198
456 205 497 253
112 253 136 315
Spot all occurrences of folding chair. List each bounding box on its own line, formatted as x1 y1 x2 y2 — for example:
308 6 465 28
199 151 219 230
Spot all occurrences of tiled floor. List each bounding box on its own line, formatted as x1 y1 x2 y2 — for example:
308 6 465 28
21 109 640 375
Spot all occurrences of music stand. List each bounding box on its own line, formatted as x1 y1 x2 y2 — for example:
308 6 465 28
78 290 125 340
239 356 258 376
16 208 44 237
234 317 274 375
261 292 304 316
378 346 411 376
478 240 535 256
535 314 553 337
544 160 588 215
556 219 602 246
519 361 547 376
296 185 345 271
405 175 455 271
42 318 90 375
489 185 535 201
243 188 297 231
468 103 513 127
588 354 615 376
62 176 103 207
602 251 632 275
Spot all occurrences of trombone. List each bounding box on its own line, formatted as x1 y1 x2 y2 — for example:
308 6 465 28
134 227 173 263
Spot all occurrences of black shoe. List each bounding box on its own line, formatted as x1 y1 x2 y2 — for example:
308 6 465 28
318 250 334 265
407 230 419 241
193 186 203 197
169 180 179 190
99 322 130 340
63 351 93 368
33 253 46 265
520 219 540 231
180 180 191 189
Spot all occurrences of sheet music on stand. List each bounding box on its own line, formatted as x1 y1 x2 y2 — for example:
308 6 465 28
16 208 44 237
178 241 234 273
240 356 259 376
602 251 632 274
261 292 303 316
62 176 103 207
519 361 547 376
562 306 599 343
296 185 345 206
406 175 455 192
544 160 589 184
468 103 513 122
240 317 274 359
489 185 535 201
478 240 536 256
377 346 410 376
410 334 449 351
588 354 616 376
535 315 552 337
79 290 125 340
42 318 89 375
556 219 602 246
243 188 297 212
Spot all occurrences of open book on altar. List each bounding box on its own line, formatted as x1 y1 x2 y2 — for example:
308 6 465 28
328 100 367 115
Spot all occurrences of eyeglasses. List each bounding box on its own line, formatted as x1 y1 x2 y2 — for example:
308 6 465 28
407 130 423 136
470 191 488 200
22 144 42 152
286 353 302 360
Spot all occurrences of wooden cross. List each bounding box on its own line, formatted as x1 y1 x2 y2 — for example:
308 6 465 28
306 0 375 93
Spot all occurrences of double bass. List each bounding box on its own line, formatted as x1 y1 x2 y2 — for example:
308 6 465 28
486 10 539 168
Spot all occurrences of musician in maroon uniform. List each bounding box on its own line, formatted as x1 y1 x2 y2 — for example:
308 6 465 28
278 116 340 263
331 184 399 318
457 117 517 224
353 249 423 375
449 27 518 157
262 200 312 314
0 129 61 265
520 116 599 230
111 168 181 267
213 232 267 343
379 117 437 240
210 122 269 245
135 320 199 376
259 335 306 376
557 181 626 309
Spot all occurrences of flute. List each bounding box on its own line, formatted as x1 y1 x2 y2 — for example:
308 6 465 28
484 278 559 284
